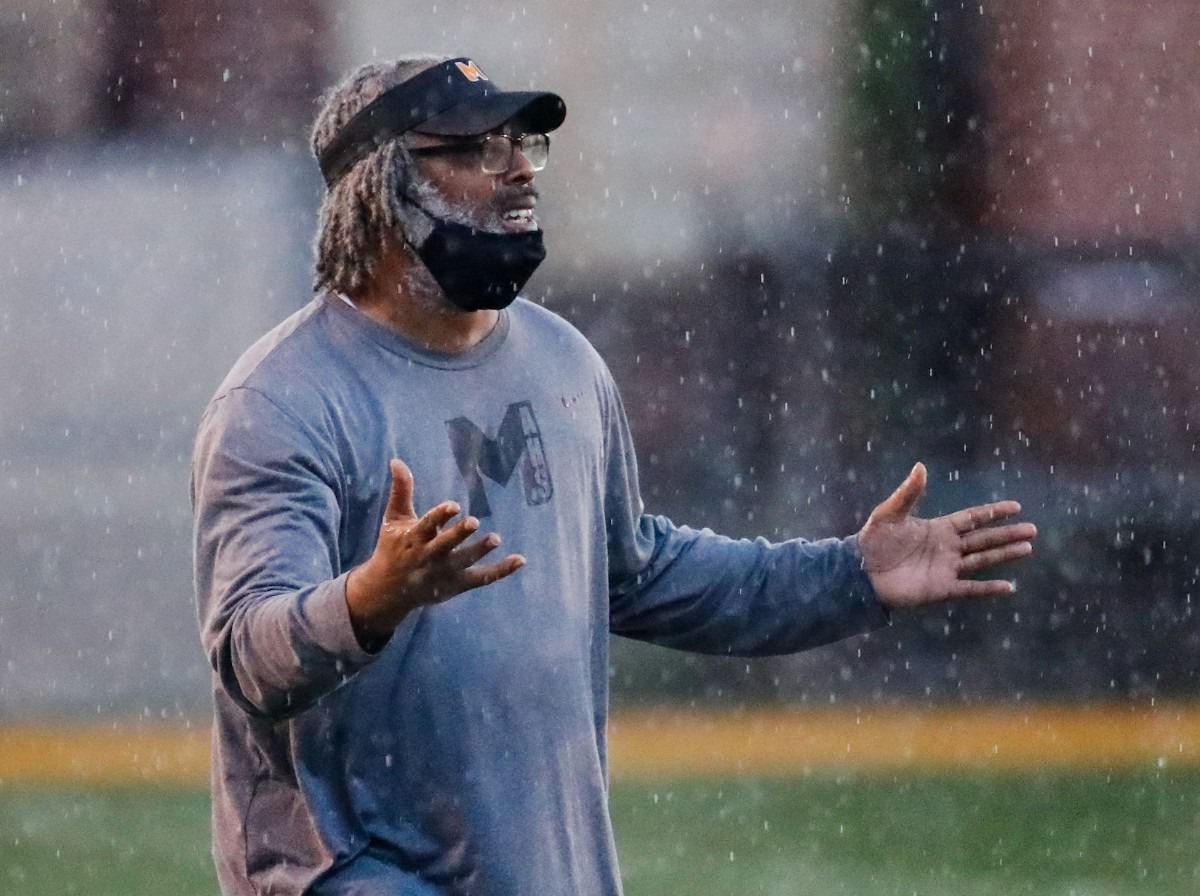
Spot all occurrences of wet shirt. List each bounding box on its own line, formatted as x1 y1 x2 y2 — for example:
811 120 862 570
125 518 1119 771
191 294 888 895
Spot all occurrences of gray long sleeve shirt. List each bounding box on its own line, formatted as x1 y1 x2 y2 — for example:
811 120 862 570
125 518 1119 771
191 294 888 895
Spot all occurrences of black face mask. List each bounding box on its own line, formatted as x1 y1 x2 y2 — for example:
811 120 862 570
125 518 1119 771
416 220 546 312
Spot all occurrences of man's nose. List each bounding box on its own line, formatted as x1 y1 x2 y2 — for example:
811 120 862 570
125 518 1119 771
503 145 536 183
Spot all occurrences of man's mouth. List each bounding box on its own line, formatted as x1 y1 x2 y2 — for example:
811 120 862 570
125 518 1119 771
501 207 538 233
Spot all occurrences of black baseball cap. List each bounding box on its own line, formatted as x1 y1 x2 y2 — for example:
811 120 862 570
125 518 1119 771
318 57 566 185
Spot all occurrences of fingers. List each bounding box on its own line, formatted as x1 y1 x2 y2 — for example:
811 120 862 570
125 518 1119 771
946 500 1023 534
959 521 1038 554
449 531 506 569
957 540 1035 576
948 578 1018 599
399 501 524 586
424 512 479 557
877 462 927 519
459 553 526 588
412 501 464 542
382 458 417 522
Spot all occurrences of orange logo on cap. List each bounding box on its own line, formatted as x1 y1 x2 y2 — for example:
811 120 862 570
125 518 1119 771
455 60 489 82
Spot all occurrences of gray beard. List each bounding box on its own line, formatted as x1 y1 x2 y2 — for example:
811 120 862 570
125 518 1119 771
399 172 506 248
393 173 501 312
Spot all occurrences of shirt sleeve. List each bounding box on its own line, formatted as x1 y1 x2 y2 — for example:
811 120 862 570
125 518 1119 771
600 374 889 656
191 386 377 720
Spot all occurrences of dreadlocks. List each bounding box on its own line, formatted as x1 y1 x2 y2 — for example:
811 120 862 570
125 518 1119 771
309 55 449 297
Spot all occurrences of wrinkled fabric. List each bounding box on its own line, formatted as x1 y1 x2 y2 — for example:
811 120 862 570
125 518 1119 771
191 294 888 895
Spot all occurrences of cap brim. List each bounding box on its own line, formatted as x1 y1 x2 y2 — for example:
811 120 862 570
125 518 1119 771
415 91 566 137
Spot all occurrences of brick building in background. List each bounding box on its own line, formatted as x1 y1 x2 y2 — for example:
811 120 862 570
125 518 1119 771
978 1 1200 472
830 0 1200 477
0 0 329 147
982 0 1200 246
821 0 1200 703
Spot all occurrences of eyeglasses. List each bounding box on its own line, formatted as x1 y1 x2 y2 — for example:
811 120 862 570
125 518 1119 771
409 133 550 174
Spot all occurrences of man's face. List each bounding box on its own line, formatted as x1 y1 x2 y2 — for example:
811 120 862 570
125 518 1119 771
407 122 539 234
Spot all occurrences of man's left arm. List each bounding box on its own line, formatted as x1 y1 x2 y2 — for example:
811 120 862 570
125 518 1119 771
600 373 886 656
608 514 889 656
601 380 1036 656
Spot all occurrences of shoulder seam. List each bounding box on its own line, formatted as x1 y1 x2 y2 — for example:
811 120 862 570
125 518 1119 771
224 384 341 487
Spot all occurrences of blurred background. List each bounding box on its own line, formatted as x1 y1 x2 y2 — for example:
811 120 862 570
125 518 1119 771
3 0 1198 717
3 2 1200 894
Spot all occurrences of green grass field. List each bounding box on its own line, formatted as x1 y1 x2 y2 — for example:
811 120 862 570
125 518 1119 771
613 769 1200 895
3 768 1198 895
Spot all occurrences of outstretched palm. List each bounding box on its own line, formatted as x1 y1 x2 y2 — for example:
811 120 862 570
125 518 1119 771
345 458 526 648
858 463 1037 609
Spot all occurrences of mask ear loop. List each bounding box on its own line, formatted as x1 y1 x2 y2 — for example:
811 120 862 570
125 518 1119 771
389 144 438 251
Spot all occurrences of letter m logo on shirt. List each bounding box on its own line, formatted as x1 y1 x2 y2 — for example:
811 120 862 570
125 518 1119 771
446 401 554 518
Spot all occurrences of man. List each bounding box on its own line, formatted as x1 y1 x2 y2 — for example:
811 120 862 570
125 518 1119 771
192 55 1036 895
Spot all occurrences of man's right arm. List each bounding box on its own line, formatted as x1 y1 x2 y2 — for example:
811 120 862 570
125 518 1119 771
193 388 524 719
192 387 376 720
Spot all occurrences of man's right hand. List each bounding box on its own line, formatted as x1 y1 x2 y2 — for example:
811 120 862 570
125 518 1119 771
345 458 525 650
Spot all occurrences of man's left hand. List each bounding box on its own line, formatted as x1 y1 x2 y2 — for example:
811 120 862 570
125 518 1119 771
858 462 1038 609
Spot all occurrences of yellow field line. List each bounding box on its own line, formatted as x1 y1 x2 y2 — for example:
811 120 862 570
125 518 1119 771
0 723 212 786
1 705 1197 786
608 704 1200 778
